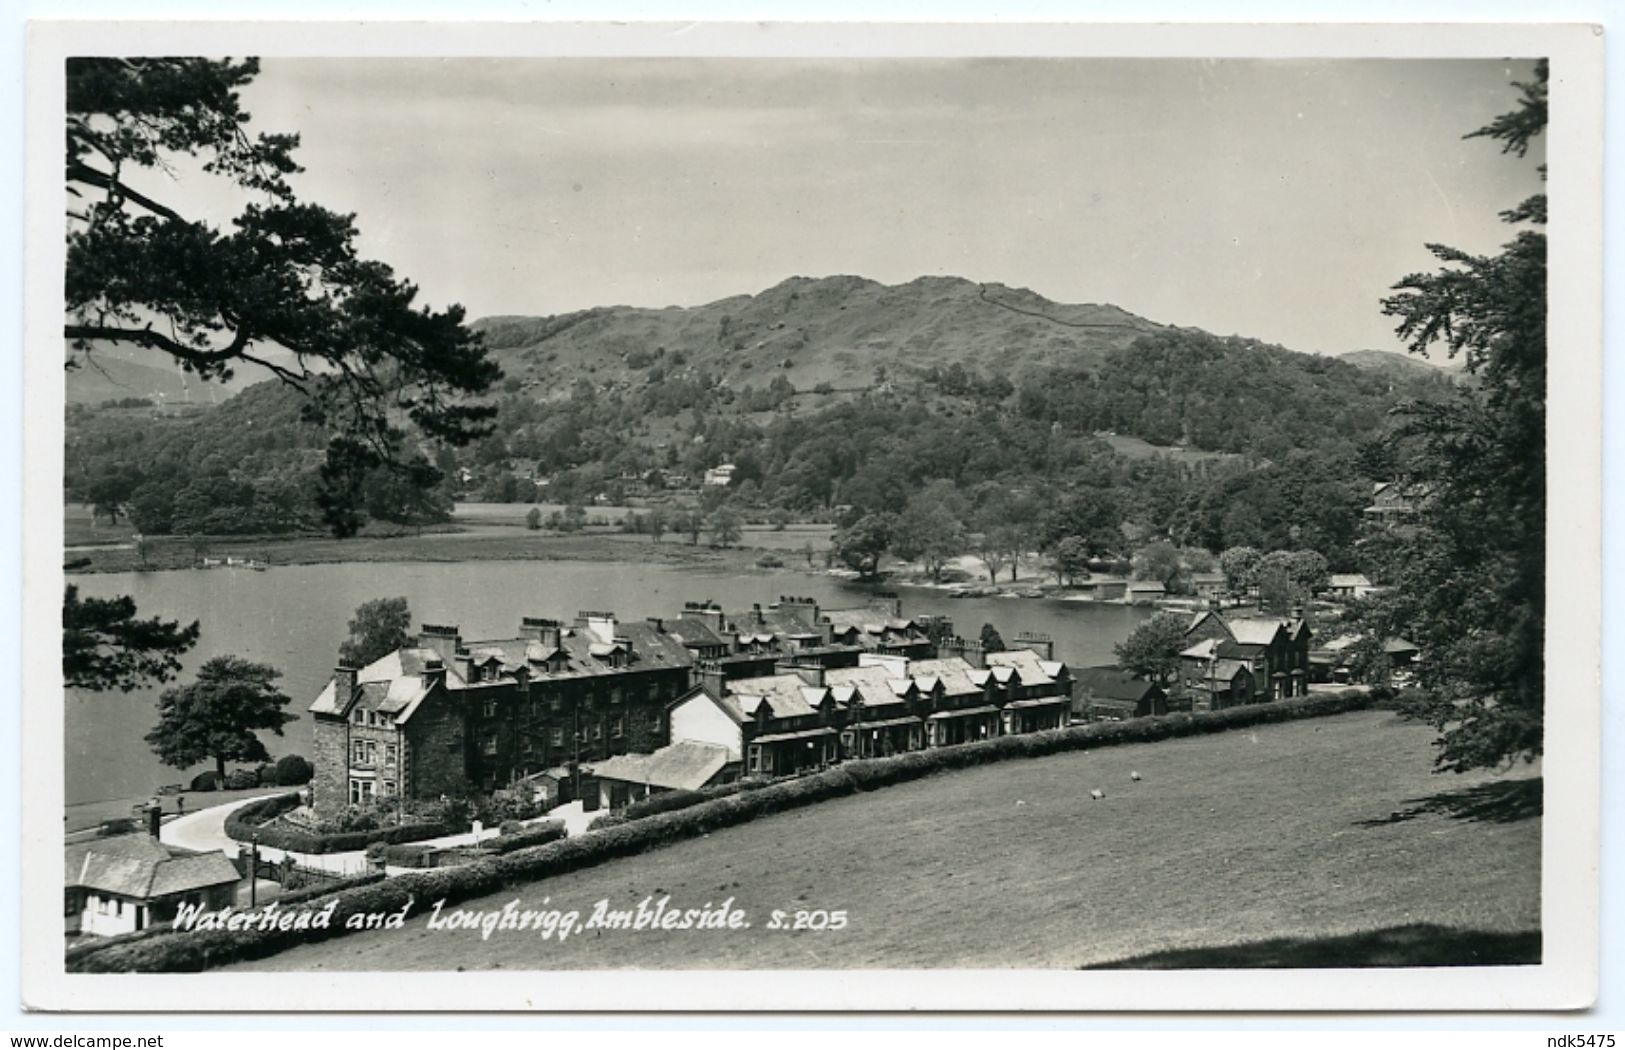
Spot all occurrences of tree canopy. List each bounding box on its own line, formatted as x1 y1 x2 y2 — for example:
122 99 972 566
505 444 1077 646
145 654 296 780
65 58 500 534
63 584 200 692
1372 60 1547 773
338 596 412 669
1113 612 1189 688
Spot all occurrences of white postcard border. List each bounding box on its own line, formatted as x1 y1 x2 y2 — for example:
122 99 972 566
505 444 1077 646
20 19 1604 1013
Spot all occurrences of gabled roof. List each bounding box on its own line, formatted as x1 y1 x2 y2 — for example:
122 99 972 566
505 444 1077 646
1329 573 1372 588
904 657 984 698
1227 618 1289 646
1075 667 1163 702
585 741 734 792
66 835 238 901
727 673 830 719
984 648 1060 687
823 665 915 708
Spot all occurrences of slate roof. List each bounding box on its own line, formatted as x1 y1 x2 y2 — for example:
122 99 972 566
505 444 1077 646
726 673 830 719
1227 618 1289 645
823 665 915 709
984 648 1061 686
1075 667 1163 703
585 741 733 792
66 835 238 901
1329 573 1372 589
906 657 986 699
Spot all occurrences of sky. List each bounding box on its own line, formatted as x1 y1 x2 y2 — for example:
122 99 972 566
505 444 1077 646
193 57 1546 358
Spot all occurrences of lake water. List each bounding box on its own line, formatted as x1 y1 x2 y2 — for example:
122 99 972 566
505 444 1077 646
66 561 1155 806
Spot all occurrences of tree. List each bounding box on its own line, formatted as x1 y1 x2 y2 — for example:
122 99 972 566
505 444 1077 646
146 655 296 782
273 753 315 786
1049 536 1092 586
337 596 411 669
1219 546 1263 596
706 506 743 548
979 623 1006 654
65 58 500 535
891 495 965 581
1113 612 1188 688
831 513 892 578
1372 61 1548 773
1255 563 1304 617
1133 540 1185 591
647 507 668 544
524 506 542 531
970 531 1008 584
63 584 199 692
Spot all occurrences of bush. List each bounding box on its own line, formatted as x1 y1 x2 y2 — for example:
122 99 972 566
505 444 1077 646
189 771 221 792
622 789 709 821
224 794 464 855
97 818 139 837
483 819 567 855
755 554 785 569
383 843 437 868
274 754 314 786
498 819 522 837
223 768 260 790
76 690 1376 973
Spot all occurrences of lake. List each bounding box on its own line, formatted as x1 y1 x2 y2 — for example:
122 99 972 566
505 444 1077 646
66 561 1155 806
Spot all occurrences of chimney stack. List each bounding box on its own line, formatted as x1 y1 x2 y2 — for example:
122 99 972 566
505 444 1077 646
146 802 162 839
519 616 562 647
417 624 462 667
334 665 359 704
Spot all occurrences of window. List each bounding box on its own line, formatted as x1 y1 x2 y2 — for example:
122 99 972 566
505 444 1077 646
352 708 365 725
587 722 602 741
384 744 398 766
611 715 625 739
351 740 368 766
483 732 500 756
609 687 622 705
550 728 564 748
381 780 396 797
484 698 498 719
747 746 760 773
550 697 564 713
349 778 375 805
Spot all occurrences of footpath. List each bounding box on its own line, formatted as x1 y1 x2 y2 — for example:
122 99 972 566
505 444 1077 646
159 793 589 877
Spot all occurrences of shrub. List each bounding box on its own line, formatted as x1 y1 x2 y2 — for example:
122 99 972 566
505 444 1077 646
383 843 437 868
224 794 464 854
483 819 567 855
622 789 709 821
274 754 314 786
223 768 260 790
498 819 522 837
97 818 139 837
188 771 221 792
756 554 785 569
75 690 1375 973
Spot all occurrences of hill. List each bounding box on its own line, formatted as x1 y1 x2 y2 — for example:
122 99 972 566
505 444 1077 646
474 275 1166 399
1338 348 1460 379
65 342 261 406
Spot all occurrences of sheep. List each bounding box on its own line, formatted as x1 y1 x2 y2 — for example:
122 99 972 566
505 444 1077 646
1089 789 1105 801
1130 771 1142 782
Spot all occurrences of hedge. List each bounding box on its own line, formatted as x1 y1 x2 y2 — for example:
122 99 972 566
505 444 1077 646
224 794 465 855
71 688 1377 973
482 819 567 855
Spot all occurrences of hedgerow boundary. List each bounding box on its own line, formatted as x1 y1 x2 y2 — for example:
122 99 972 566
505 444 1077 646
69 688 1379 973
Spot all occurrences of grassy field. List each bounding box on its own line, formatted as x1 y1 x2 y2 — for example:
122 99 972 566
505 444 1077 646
238 710 1540 971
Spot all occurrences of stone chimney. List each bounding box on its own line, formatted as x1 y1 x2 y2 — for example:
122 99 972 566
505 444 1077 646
1208 596 1222 615
146 802 162 840
1290 603 1306 622
334 665 359 704
682 601 727 632
646 616 666 633
697 659 728 699
519 616 562 647
417 624 462 667
422 656 448 689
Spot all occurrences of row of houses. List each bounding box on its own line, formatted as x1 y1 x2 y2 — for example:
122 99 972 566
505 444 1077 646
306 594 1070 815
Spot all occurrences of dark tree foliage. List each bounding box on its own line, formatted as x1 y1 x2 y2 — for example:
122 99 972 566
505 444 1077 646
979 623 1006 654
65 58 499 535
338 597 412 669
1113 611 1189 688
1371 61 1547 773
145 655 296 781
64 584 200 692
